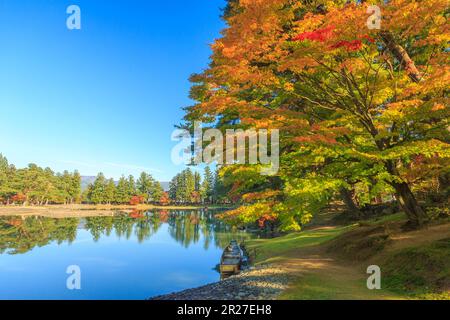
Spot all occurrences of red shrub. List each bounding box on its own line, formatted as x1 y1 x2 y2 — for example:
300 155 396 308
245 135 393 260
129 195 145 205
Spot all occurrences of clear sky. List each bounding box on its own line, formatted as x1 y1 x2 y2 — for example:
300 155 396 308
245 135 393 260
0 0 225 181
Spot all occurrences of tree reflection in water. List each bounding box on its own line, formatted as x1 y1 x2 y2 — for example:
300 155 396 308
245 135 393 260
0 210 253 255
0 216 79 254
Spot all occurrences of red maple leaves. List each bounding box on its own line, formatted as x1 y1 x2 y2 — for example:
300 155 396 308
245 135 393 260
129 195 145 205
330 40 363 51
292 25 335 42
293 25 374 52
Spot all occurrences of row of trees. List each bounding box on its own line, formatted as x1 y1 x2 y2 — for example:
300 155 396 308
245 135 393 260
168 167 228 204
84 167 229 205
83 172 165 205
182 0 449 229
0 154 81 205
0 153 230 206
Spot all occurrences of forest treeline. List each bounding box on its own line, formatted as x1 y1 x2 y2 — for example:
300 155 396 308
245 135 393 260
0 154 230 206
0 154 81 205
168 167 228 204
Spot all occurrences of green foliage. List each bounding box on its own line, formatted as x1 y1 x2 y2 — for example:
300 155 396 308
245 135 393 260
0 210 252 253
0 153 229 206
182 0 450 229
200 166 214 202
0 154 81 205
168 166 226 204
136 172 163 203
85 172 163 205
169 168 196 203
0 216 79 254
114 176 130 204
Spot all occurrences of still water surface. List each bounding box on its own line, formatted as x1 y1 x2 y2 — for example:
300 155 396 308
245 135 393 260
0 209 253 299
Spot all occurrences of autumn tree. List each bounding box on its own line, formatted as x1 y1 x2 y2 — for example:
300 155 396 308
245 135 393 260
184 0 449 229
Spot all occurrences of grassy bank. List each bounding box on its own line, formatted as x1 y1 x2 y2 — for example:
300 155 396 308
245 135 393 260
245 225 356 265
383 238 450 299
244 214 450 300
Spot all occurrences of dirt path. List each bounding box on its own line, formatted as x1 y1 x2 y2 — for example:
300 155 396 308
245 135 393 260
272 247 401 299
385 223 450 253
272 222 450 300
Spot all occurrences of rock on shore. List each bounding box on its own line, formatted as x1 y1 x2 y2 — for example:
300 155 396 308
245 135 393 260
151 266 292 300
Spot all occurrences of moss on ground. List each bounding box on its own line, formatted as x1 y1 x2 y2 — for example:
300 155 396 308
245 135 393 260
383 238 450 298
326 225 391 261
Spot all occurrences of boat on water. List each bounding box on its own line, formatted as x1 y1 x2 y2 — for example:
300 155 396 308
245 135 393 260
219 240 242 275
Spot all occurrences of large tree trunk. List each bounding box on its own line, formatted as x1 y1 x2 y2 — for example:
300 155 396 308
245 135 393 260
385 160 428 227
392 181 429 228
379 31 421 83
340 188 362 218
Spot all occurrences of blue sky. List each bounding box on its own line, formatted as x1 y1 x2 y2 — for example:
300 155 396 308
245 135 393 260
0 0 225 181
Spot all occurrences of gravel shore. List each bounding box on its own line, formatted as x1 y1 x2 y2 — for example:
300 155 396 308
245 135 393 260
151 266 293 300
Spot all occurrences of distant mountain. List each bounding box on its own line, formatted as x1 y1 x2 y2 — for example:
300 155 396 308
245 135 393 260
81 176 170 192
81 176 97 191
159 181 170 191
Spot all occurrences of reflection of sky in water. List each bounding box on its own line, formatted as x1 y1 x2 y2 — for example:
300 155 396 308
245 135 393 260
0 211 253 299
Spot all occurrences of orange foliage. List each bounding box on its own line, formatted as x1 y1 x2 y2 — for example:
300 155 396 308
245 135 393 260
159 192 170 206
159 210 169 223
129 210 144 219
129 195 145 205
11 194 26 204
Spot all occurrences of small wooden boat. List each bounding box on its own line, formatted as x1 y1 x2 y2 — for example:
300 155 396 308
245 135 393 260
220 240 242 274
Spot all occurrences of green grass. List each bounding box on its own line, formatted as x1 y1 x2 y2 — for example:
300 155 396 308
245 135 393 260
243 214 449 300
243 221 407 300
383 238 450 298
245 224 356 264
279 273 404 300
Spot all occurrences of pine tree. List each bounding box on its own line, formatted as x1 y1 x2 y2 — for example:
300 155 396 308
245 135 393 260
104 179 116 204
127 175 137 198
115 176 129 204
201 166 214 203
137 172 155 203
89 173 107 204
152 181 164 203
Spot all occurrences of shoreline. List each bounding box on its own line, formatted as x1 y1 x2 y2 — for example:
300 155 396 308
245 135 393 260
151 265 293 300
0 204 233 218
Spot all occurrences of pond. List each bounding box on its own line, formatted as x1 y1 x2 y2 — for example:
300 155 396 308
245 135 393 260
0 209 254 299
